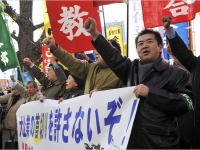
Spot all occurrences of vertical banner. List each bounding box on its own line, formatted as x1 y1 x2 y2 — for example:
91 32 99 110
42 45 52 74
43 0 52 37
17 87 139 150
106 25 125 56
128 0 144 60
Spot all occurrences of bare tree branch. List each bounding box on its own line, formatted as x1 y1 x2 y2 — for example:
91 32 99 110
11 30 19 42
33 22 44 31
2 0 20 24
35 29 46 45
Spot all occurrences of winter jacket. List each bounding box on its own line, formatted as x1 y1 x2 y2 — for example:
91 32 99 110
50 46 125 94
92 34 193 149
0 94 25 129
168 32 200 148
28 66 66 100
13 82 43 103
54 65 84 99
63 88 84 99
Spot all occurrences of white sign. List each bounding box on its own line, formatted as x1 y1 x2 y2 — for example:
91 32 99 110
17 86 139 150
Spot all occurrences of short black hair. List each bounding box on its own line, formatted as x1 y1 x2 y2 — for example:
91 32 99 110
135 29 163 48
27 81 38 88
108 39 121 53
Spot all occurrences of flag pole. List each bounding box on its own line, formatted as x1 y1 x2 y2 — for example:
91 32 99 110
192 19 197 56
17 63 25 87
188 21 194 54
126 0 129 57
102 5 107 38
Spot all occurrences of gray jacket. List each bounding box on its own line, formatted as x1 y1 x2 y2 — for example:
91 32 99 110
13 82 43 103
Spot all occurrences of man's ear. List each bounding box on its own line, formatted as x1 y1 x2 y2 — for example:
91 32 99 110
159 44 162 53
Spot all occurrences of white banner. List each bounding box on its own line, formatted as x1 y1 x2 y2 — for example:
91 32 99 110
17 86 139 150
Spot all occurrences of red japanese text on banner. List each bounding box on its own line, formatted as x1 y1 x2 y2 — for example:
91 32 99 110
46 0 102 53
141 0 200 28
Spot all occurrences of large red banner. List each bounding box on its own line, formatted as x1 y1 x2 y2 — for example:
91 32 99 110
46 0 102 53
141 0 200 28
93 0 123 7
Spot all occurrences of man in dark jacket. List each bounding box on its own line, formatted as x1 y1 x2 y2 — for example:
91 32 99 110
23 58 66 100
83 17 193 149
162 16 200 149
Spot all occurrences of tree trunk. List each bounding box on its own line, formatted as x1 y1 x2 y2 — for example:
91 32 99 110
3 0 45 82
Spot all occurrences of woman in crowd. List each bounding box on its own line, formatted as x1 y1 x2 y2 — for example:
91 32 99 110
58 72 85 103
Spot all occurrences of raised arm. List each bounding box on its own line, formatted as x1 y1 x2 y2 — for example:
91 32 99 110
43 37 90 80
84 17 131 84
23 58 50 89
162 16 198 72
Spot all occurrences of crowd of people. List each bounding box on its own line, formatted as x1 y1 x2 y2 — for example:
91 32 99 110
0 16 199 149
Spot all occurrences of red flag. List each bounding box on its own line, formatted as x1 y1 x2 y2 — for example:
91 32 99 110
46 0 102 53
42 45 52 74
141 0 200 28
93 0 123 7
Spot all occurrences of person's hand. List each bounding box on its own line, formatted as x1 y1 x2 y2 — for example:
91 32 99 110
10 75 15 82
58 97 64 104
42 37 57 50
89 89 99 98
162 16 172 31
133 84 149 98
39 96 46 103
23 58 33 66
84 17 99 38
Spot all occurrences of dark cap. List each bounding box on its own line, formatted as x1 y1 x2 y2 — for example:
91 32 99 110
69 73 85 89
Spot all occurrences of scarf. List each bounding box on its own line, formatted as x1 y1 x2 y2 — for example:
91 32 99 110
138 56 162 83
10 94 20 107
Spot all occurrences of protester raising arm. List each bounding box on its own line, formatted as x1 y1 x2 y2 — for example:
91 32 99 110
42 37 125 95
162 16 198 73
23 58 64 100
84 18 131 85
162 16 200 149
43 37 90 80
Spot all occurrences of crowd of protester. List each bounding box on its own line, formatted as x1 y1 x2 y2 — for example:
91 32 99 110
0 16 199 149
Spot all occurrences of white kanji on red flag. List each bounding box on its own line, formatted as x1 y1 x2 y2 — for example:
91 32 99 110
58 5 90 41
164 0 195 17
